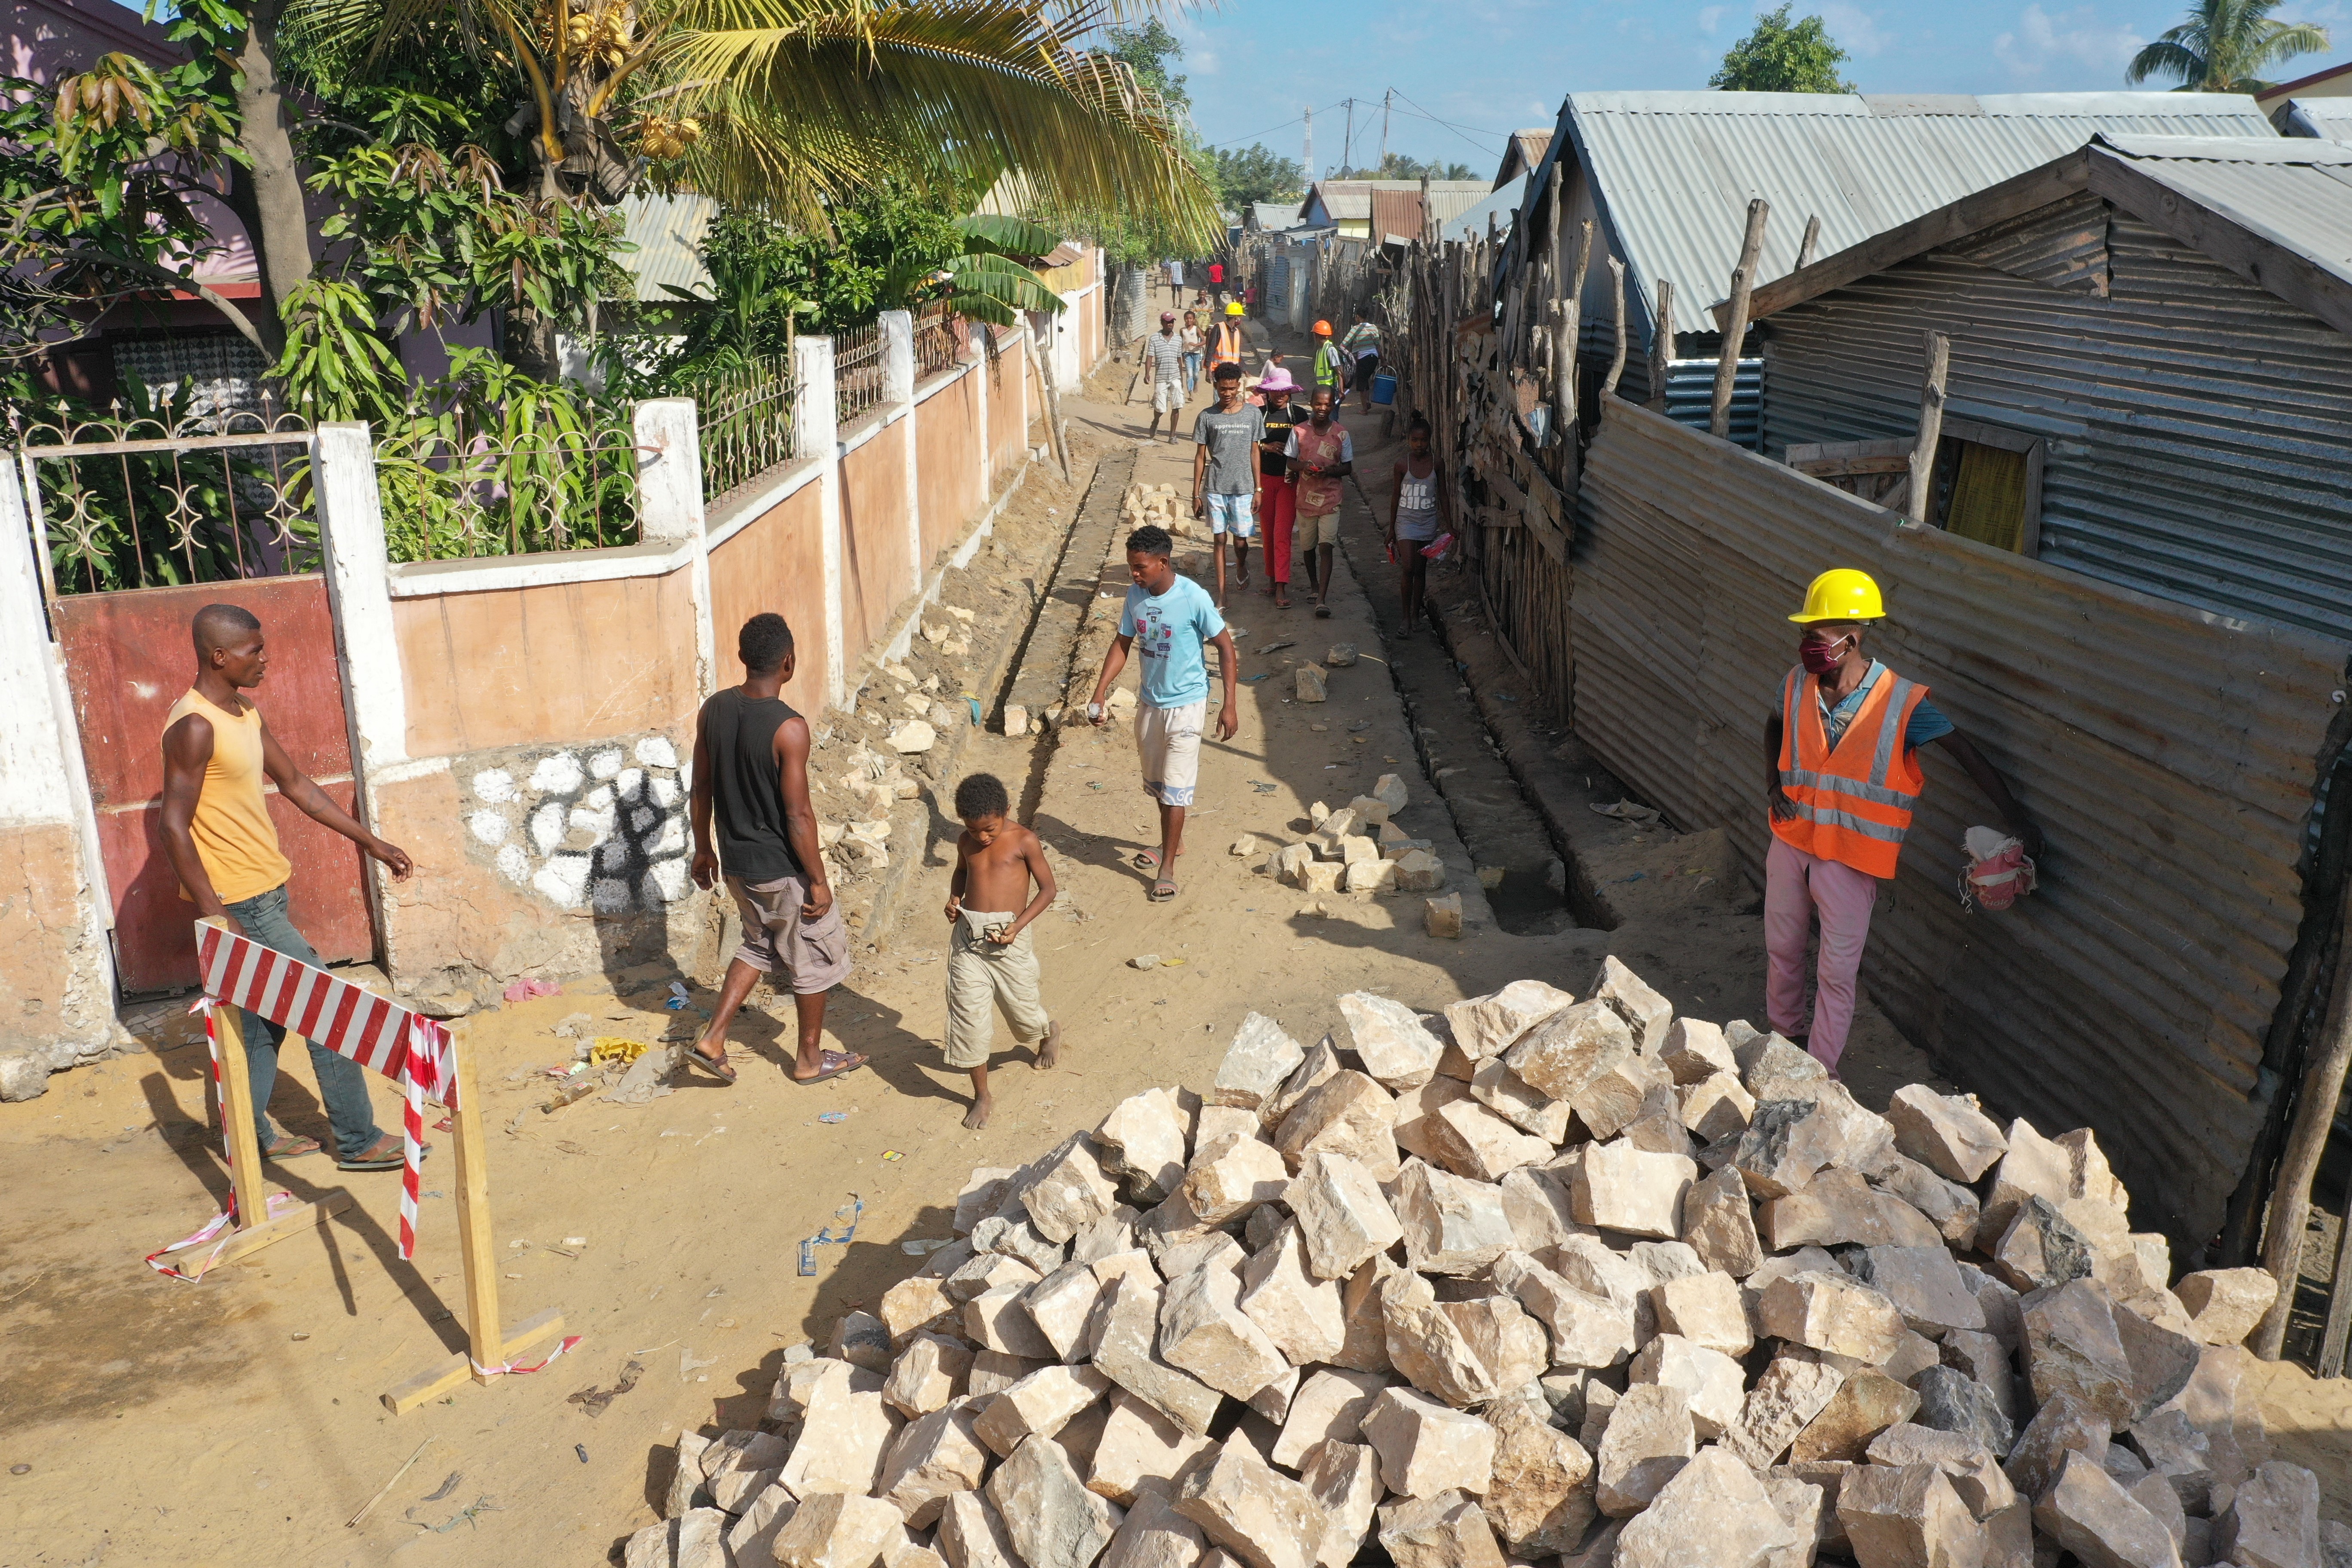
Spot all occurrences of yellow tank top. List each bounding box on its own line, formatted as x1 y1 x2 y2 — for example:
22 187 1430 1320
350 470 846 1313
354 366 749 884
165 689 292 904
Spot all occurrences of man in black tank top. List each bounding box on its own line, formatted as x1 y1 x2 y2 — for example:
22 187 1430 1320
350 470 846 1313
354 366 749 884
687 614 865 1086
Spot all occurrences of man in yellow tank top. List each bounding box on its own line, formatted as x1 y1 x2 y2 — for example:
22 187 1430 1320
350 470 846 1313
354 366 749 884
161 604 417 1170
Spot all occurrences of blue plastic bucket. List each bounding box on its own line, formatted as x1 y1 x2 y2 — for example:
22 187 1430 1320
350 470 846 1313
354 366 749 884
1371 371 1398 406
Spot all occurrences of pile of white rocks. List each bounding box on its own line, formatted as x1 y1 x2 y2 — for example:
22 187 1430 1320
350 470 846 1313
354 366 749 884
1121 484 1199 539
624 961 2341 1568
1262 776 1448 905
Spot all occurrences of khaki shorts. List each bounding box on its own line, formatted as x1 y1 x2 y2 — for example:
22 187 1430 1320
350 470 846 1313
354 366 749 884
1135 699 1206 808
728 873 852 994
944 909 1050 1069
1297 508 1343 549
1152 377 1186 413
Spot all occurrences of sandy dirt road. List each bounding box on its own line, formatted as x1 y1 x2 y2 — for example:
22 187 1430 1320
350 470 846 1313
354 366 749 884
5 334 2348 1565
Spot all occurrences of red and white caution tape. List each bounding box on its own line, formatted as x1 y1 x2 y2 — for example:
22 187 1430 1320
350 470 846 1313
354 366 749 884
472 1335 584 1378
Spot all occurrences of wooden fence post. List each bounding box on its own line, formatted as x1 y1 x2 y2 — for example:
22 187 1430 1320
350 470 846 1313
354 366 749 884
1906 331 1950 525
1647 280 1675 415
1712 199 1769 441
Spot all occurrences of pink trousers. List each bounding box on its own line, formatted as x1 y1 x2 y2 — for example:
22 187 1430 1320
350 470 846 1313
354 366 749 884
1764 836 1879 1073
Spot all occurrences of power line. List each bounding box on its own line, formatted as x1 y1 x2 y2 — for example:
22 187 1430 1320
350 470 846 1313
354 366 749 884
1200 99 1350 152
1386 90 1513 156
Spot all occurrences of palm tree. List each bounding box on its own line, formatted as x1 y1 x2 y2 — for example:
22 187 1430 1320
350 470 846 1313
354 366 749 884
2126 0 2331 92
300 0 1217 235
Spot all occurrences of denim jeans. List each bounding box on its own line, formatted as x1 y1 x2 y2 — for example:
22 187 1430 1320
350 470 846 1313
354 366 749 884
1182 351 1202 394
225 884 383 1159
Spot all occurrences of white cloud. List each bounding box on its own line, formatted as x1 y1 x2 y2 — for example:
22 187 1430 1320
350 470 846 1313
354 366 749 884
1993 3 2144 79
1698 4 1727 33
1819 0 1892 56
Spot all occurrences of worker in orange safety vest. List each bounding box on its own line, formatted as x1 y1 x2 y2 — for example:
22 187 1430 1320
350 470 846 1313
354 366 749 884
1763 569 2041 1076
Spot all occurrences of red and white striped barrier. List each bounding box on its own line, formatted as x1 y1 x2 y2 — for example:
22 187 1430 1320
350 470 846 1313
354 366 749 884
193 922 456 1260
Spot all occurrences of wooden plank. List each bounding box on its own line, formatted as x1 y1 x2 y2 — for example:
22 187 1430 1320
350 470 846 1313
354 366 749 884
1736 153 2093 325
1792 454 1913 478
203 1191 352 1268
444 1027 505 1388
1787 438 1911 466
380 1307 569 1415
210 1000 271 1231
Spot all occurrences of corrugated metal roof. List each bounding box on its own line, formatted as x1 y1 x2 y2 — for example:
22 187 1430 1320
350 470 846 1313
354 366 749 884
2282 97 2352 141
1250 201 1306 232
1442 176 1526 244
1572 397 2344 1242
1426 187 1488 227
1555 90 2278 326
2097 133 2352 291
616 193 716 303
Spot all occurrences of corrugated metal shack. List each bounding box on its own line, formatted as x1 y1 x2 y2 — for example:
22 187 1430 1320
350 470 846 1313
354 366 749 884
1374 112 2352 1261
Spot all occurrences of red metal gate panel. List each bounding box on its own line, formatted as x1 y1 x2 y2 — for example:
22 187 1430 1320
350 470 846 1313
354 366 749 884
52 576 374 993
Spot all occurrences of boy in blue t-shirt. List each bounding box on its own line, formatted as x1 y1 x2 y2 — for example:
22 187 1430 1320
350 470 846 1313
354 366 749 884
1086 525 1240 902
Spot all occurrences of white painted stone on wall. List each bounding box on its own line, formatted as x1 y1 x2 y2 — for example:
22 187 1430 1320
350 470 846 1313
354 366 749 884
469 810 511 845
591 747 626 779
637 736 680 767
496 845 530 884
531 802 567 854
536 853 593 907
652 777 682 807
531 752 585 793
473 768 517 802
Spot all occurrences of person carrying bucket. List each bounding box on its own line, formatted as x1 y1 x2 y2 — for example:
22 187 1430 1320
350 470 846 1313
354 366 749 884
1341 307 1384 413
1763 570 2040 1076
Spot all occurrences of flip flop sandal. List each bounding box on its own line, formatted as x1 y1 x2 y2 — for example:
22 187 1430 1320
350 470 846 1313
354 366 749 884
1314 605 1332 619
338 1137 429 1173
687 1044 738 1085
1150 879 1179 902
795 1049 868 1086
1132 848 1181 872
261 1132 321 1160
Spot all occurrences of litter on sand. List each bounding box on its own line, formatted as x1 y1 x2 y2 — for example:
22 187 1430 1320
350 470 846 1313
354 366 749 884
588 1037 647 1065
503 977 560 1003
1258 641 1295 655
796 1194 863 1276
1589 798 1663 825
880 1149 905 1161
664 981 691 1011
816 1111 847 1124
1241 673 1271 683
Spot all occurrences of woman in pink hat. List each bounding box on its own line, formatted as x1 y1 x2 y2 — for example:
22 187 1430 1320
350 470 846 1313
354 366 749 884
1254 366 1304 609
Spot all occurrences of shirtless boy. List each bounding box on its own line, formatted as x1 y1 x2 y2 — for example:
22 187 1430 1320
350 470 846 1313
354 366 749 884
942 773 1062 1129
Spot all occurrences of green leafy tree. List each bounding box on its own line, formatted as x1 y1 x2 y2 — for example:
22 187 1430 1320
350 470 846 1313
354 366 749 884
1106 19 1188 112
2126 0 2329 90
1213 144 1306 208
1711 5 1855 92
1337 153 1475 181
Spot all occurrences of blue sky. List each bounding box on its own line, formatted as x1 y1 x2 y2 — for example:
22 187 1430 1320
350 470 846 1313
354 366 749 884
1164 0 2346 178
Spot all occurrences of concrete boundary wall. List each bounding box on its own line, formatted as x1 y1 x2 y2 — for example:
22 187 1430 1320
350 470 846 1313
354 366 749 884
0 309 1101 1075
1573 398 2346 1242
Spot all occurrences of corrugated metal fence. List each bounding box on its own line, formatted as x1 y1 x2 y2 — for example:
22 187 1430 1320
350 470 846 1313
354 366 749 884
1574 398 2346 1241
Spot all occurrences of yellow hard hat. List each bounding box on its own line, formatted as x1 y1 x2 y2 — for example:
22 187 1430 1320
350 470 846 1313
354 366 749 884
1226 301 1245 316
1789 568 1885 624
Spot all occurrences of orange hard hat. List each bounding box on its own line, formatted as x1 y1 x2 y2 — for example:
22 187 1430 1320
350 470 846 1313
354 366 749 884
1312 320 1332 336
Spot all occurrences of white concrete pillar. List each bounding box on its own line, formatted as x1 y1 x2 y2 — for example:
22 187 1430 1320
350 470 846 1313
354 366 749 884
971 322 992 503
631 398 717 701
314 423 411 781
793 334 848 709
881 309 923 596
1054 291 1083 393
0 453 116 1038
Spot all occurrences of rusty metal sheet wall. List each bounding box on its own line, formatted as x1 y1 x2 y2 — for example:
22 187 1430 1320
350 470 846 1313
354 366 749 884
1759 210 2352 640
1573 398 2346 1241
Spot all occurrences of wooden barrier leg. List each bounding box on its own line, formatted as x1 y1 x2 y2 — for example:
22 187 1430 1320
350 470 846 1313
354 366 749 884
181 996 353 1270
381 1027 566 1413
446 1033 504 1386
210 1004 271 1226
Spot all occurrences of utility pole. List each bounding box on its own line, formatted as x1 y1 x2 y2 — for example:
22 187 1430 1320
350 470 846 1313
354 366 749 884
1381 89 1391 174
1304 106 1314 182
1343 98 1354 178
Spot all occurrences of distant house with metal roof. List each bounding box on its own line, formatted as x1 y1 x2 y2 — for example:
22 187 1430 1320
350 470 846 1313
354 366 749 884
1739 133 2352 641
614 193 718 303
1515 90 2280 406
1300 180 1491 239
1495 129 1553 186
2256 59 2352 122
2277 96 2352 141
1246 201 1309 234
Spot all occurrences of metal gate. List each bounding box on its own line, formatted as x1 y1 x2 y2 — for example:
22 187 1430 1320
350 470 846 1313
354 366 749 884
13 404 376 992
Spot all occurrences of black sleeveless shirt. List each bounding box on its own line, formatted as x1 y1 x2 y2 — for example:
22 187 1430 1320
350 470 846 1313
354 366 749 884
701 687 802 882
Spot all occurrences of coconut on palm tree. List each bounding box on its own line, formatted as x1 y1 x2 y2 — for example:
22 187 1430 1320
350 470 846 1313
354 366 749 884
2126 0 2330 92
